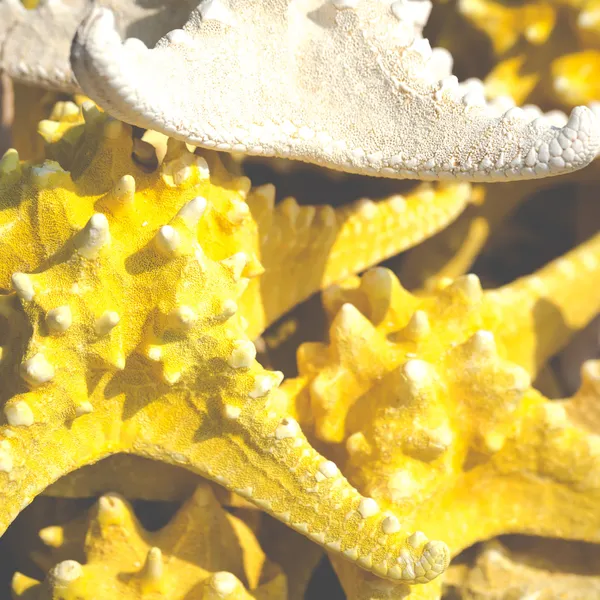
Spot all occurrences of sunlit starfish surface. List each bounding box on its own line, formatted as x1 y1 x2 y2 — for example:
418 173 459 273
69 0 600 181
285 238 600 598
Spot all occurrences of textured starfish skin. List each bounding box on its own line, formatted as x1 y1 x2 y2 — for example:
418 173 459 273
12 485 288 599
0 0 199 92
285 236 600 598
70 1 600 182
0 104 473 506
0 111 456 584
0 103 474 338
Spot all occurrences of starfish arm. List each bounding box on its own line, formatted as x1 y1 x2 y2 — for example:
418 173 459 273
398 180 543 289
0 388 119 537
244 182 473 338
130 386 450 585
0 0 201 92
71 4 600 182
329 554 443 600
488 231 600 376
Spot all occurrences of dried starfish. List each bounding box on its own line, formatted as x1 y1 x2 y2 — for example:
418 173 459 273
457 0 600 108
12 484 288 599
1 102 474 338
445 536 600 600
0 116 454 585
0 0 198 92
283 234 600 598
0 103 473 505
70 0 600 181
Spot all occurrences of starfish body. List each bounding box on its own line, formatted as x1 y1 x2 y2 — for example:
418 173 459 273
0 0 198 92
12 485 288 599
288 235 600 598
0 112 456 584
70 0 600 181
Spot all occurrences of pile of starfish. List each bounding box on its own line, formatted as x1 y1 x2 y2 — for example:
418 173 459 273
0 0 599 599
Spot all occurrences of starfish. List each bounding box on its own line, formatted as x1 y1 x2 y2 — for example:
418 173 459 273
283 233 600 598
457 0 600 108
445 534 600 599
12 484 288 599
0 113 456 586
0 102 474 506
69 0 600 182
0 0 199 92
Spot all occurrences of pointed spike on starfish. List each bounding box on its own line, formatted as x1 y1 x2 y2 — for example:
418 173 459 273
71 4 600 182
20 353 55 387
46 306 73 334
220 252 249 282
154 225 181 256
39 525 65 548
177 195 208 228
77 213 111 259
4 400 35 427
11 273 35 301
50 560 84 586
228 340 257 369
75 401 94 417
94 311 120 336
448 273 483 302
11 572 38 597
0 148 20 177
137 547 165 594
464 329 497 357
102 174 136 211
403 310 431 341
167 306 197 331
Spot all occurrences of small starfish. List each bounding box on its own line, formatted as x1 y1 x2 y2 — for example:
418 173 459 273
70 0 600 181
0 117 453 585
0 0 198 92
12 484 288 599
285 234 600 598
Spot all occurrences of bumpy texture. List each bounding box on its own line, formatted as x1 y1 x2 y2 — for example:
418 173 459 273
0 105 462 584
70 0 600 181
12 484 287 599
287 237 600 598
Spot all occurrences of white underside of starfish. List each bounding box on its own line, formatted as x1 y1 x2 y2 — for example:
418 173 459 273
0 0 198 91
70 0 600 182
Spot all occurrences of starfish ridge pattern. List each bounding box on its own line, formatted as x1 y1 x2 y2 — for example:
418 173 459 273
286 234 600 598
71 0 600 181
0 112 454 585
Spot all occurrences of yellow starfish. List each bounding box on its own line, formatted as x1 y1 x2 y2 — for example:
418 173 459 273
286 234 600 598
456 0 600 107
12 484 287 599
0 110 458 585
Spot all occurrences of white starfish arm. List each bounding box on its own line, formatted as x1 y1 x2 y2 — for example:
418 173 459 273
0 0 199 91
71 1 600 182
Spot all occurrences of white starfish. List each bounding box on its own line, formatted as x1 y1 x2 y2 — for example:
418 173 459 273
0 0 198 91
70 0 600 181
